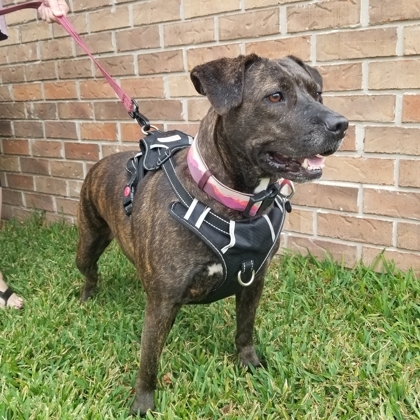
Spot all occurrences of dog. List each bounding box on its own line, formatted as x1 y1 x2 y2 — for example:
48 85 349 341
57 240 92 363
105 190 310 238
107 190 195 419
76 54 348 416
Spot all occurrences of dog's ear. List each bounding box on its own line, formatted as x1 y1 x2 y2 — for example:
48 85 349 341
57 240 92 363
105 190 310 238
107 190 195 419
287 55 323 91
190 54 262 115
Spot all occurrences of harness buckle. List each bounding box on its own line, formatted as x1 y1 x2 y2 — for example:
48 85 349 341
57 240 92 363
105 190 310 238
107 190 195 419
243 182 280 218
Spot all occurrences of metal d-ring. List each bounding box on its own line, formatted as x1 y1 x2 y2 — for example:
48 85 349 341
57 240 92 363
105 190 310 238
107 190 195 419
237 269 255 287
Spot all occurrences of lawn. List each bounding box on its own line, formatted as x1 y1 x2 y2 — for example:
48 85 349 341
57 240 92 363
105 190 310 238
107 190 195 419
0 215 419 419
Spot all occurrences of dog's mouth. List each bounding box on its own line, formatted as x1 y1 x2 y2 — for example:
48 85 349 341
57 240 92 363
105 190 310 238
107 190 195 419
263 151 332 181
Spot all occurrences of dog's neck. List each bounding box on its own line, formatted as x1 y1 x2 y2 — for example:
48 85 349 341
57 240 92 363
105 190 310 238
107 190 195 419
188 110 278 216
194 110 274 194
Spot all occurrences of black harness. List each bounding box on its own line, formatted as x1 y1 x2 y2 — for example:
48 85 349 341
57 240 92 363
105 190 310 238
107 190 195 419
123 130 291 304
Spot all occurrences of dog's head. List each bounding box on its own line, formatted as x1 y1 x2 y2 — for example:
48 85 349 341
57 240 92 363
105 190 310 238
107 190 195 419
191 54 348 183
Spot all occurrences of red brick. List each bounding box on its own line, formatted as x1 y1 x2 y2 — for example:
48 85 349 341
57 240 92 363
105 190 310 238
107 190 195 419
45 122 78 140
138 50 185 75
35 176 67 196
339 125 356 152
20 158 50 176
7 174 34 191
286 235 358 268
71 0 110 12
27 103 57 120
116 26 161 52
369 60 420 89
64 142 100 161
402 95 420 122
58 102 94 120
32 140 63 158
284 208 314 235
25 61 56 81
44 82 78 100
0 86 12 101
288 0 360 33
80 123 118 141
40 38 74 61
370 0 420 24
94 55 135 77
2 140 29 156
25 193 55 212
120 77 165 99
397 222 420 251
365 126 420 155
75 32 114 57
166 123 199 136
317 63 363 92
219 9 279 41
55 197 79 216
2 189 23 206
58 58 93 80
292 183 358 212
246 37 311 61
324 95 395 122
133 0 181 25
13 83 43 101
168 75 198 97
20 21 51 43
164 18 214 47
5 8 36 25
0 121 13 137
90 7 130 32
121 123 143 142
399 160 420 188
0 103 25 119
404 25 420 55
323 156 394 185
14 121 44 138
51 161 84 179
1 65 25 84
79 80 117 100
184 0 240 18
6 42 38 64
0 26 19 46
317 28 397 61
318 212 393 246
0 156 20 172
93 103 129 121
364 189 420 220
187 98 210 121
69 180 83 199
137 100 184 121
187 45 242 71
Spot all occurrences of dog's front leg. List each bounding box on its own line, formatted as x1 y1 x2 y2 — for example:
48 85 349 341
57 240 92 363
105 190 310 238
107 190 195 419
130 300 180 417
235 276 265 368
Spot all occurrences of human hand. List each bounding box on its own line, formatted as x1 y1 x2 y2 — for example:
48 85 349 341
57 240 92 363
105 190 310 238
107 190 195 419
37 0 69 23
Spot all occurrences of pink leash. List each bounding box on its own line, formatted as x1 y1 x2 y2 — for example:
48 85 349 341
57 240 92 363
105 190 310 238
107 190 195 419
0 1 149 129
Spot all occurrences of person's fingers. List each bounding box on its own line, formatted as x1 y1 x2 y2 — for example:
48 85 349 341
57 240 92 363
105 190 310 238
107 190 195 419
38 0 69 22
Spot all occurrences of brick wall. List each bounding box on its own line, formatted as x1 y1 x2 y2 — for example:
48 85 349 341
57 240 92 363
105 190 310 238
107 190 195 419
1 0 420 272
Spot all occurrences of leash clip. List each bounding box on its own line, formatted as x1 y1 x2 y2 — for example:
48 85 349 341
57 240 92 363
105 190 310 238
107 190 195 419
243 183 280 218
129 99 151 132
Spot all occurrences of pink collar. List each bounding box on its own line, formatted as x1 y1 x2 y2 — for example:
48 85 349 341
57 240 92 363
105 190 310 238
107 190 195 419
187 137 291 217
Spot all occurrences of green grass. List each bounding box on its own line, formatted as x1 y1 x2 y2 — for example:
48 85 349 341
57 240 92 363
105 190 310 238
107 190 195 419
0 214 419 419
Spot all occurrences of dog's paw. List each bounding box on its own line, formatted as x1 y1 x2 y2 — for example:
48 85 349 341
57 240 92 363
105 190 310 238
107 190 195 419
130 392 155 417
238 345 266 369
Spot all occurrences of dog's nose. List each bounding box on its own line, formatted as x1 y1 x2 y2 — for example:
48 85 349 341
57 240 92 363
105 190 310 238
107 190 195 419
325 114 348 137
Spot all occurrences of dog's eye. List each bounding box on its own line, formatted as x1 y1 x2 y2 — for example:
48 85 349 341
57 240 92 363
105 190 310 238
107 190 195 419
267 92 284 103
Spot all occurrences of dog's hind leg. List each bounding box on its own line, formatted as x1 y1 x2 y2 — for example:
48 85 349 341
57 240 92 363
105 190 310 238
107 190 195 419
76 201 113 301
131 299 181 416
235 275 266 368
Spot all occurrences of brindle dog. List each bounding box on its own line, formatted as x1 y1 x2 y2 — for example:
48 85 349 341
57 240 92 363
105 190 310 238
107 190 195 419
76 54 348 416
